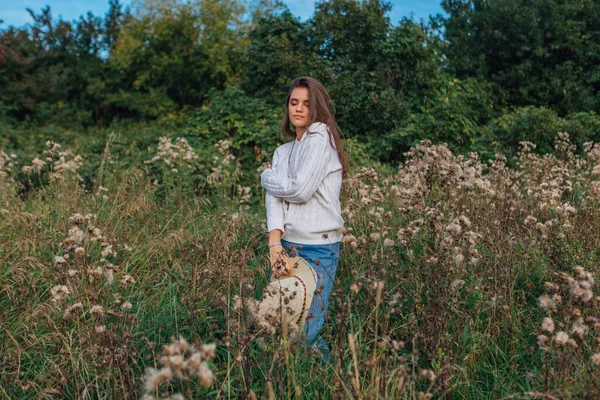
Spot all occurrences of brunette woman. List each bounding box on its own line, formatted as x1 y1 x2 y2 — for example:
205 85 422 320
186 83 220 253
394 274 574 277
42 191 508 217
261 76 349 358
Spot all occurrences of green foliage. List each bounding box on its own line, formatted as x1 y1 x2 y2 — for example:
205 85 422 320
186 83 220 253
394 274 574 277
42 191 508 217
563 111 600 147
0 101 15 125
177 85 281 170
342 137 374 169
4 1 600 397
197 0 250 83
243 1 448 161
1 0 599 162
0 0 266 126
384 77 498 158
109 0 215 117
442 0 600 115
477 106 600 159
166 85 378 187
243 10 320 104
0 6 113 126
309 3 445 160
309 0 391 68
480 106 561 158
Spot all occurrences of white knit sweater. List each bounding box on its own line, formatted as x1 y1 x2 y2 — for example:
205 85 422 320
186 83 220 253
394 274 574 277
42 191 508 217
261 122 344 244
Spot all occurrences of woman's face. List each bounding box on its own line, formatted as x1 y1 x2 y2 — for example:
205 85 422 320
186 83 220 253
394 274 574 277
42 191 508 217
288 87 310 132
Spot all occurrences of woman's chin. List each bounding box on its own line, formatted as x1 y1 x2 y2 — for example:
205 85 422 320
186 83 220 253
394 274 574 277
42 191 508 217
292 123 307 131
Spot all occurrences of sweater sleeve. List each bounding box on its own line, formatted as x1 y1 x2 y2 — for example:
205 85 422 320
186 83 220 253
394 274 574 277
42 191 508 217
265 148 285 233
261 128 331 204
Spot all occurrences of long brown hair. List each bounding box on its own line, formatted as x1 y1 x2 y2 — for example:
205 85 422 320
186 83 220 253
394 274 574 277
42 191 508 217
281 77 350 178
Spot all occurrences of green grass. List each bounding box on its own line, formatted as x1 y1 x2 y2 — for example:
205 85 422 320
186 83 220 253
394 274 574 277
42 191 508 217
2 128 600 398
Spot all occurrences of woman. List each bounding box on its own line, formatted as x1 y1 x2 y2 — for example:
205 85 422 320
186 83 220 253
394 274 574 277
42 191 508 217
260 76 349 358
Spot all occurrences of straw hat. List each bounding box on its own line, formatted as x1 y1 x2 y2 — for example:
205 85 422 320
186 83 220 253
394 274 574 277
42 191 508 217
255 255 317 334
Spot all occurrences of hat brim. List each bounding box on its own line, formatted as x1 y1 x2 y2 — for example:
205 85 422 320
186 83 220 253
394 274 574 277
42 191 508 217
255 256 317 333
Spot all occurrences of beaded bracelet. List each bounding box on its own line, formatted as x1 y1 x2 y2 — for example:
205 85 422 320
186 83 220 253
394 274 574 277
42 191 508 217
268 241 282 248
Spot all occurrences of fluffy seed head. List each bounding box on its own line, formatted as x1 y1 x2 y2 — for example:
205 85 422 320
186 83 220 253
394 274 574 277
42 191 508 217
554 331 569 345
542 317 554 333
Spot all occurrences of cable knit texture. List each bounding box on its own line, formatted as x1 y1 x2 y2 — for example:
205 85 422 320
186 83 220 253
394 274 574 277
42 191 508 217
261 122 344 244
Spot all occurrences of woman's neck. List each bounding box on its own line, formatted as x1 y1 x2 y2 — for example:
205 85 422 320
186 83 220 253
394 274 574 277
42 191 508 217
296 127 307 141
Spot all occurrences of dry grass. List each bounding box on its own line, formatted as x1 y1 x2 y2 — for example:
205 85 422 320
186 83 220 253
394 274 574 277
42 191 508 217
1 133 600 398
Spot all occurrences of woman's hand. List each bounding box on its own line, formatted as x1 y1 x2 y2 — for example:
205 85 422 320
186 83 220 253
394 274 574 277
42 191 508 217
269 244 290 276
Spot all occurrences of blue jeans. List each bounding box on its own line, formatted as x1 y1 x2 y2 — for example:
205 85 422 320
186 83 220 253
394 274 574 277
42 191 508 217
281 239 340 358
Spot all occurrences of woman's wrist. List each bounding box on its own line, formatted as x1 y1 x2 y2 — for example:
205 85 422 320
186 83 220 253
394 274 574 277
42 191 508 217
268 229 283 249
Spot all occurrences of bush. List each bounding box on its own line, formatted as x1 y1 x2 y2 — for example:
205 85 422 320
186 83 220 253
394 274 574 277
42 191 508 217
161 85 376 188
382 77 497 160
562 111 600 148
477 107 600 160
0 101 15 126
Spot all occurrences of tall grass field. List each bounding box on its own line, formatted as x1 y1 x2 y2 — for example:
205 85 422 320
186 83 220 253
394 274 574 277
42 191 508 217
2 128 600 399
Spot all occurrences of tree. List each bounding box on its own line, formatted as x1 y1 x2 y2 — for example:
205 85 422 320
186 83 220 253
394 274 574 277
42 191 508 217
442 0 600 115
243 9 321 104
0 6 107 125
198 0 249 84
107 0 255 119
309 0 391 71
104 0 127 54
243 0 449 161
308 1 446 160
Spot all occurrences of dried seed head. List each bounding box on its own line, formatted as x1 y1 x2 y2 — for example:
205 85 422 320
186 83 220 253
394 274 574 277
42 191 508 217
89 305 104 315
50 285 70 302
554 331 569 345
538 294 556 311
542 317 554 333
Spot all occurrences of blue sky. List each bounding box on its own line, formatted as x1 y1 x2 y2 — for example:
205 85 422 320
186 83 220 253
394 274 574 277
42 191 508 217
0 0 445 28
